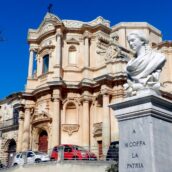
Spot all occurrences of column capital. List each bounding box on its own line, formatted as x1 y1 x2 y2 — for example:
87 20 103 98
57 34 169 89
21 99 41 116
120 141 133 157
83 30 92 39
80 95 93 103
56 28 63 37
52 89 61 101
101 88 113 96
29 47 38 52
52 97 61 102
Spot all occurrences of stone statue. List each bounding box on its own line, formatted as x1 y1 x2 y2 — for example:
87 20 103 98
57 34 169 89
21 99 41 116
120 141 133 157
124 30 166 96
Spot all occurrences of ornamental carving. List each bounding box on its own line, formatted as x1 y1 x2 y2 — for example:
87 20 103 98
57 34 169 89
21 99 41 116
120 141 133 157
93 122 102 137
35 101 49 115
62 124 79 136
104 45 121 61
97 36 129 62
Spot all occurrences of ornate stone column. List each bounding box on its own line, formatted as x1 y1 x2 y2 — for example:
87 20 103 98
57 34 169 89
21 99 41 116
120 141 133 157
83 31 91 79
17 110 24 152
82 91 91 148
51 89 61 148
54 28 63 79
22 107 31 151
84 31 90 67
101 85 111 156
83 100 89 147
28 48 34 79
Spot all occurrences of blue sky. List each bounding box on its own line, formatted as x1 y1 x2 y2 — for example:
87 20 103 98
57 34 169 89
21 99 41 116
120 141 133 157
0 0 171 100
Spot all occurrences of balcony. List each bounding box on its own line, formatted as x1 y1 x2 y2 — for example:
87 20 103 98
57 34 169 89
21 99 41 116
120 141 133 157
0 118 19 132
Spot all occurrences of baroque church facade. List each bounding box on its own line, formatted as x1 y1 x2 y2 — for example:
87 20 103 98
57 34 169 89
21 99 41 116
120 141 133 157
0 13 172 165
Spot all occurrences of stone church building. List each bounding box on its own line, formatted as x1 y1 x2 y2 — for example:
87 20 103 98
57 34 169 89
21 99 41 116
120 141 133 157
0 12 172 165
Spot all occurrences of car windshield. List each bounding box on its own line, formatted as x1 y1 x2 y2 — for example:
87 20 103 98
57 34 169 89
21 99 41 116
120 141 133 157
74 146 86 151
34 151 45 155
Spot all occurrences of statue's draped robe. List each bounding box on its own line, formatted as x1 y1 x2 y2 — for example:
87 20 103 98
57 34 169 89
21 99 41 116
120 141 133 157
126 50 166 87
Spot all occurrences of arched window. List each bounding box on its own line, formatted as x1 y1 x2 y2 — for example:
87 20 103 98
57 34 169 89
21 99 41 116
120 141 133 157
43 55 49 74
68 46 77 64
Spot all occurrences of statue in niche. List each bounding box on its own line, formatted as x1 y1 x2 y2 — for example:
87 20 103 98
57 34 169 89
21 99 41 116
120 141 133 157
124 30 166 96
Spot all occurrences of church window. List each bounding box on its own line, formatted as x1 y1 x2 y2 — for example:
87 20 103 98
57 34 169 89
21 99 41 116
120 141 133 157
68 46 77 64
43 55 49 74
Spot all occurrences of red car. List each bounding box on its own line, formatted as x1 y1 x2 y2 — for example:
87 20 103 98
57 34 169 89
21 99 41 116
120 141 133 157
50 144 97 160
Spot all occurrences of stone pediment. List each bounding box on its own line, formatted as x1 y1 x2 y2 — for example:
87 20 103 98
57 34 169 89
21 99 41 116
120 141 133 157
32 110 52 126
40 23 55 33
66 38 80 44
28 13 62 41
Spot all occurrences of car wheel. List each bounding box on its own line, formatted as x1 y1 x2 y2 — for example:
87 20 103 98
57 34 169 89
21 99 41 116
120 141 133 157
72 156 79 160
35 159 41 163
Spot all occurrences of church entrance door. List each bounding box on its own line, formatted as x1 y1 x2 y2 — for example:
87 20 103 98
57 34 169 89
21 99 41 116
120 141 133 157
38 130 48 153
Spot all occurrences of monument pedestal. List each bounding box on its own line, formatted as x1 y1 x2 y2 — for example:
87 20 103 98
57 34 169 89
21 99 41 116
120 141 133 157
109 92 172 172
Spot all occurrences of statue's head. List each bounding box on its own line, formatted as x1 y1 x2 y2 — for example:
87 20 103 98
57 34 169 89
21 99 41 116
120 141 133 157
127 30 149 44
127 30 149 52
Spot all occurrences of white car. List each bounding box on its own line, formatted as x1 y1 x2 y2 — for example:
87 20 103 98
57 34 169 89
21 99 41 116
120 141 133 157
12 151 50 166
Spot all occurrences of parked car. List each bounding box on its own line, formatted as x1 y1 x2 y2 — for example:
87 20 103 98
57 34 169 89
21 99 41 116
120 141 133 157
51 144 97 160
12 151 50 166
106 141 119 162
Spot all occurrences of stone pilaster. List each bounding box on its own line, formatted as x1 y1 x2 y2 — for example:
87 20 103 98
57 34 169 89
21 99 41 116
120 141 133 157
22 107 31 151
83 31 91 79
102 93 110 154
81 91 92 148
28 48 34 79
17 110 24 152
101 85 111 156
51 89 61 148
54 28 63 79
82 100 89 147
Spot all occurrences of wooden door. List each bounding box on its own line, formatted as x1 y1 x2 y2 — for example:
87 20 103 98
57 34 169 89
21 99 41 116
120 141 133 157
38 130 48 153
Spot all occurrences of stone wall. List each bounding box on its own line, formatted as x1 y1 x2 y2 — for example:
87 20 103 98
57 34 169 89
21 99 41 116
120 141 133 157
0 130 18 165
1 161 111 172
